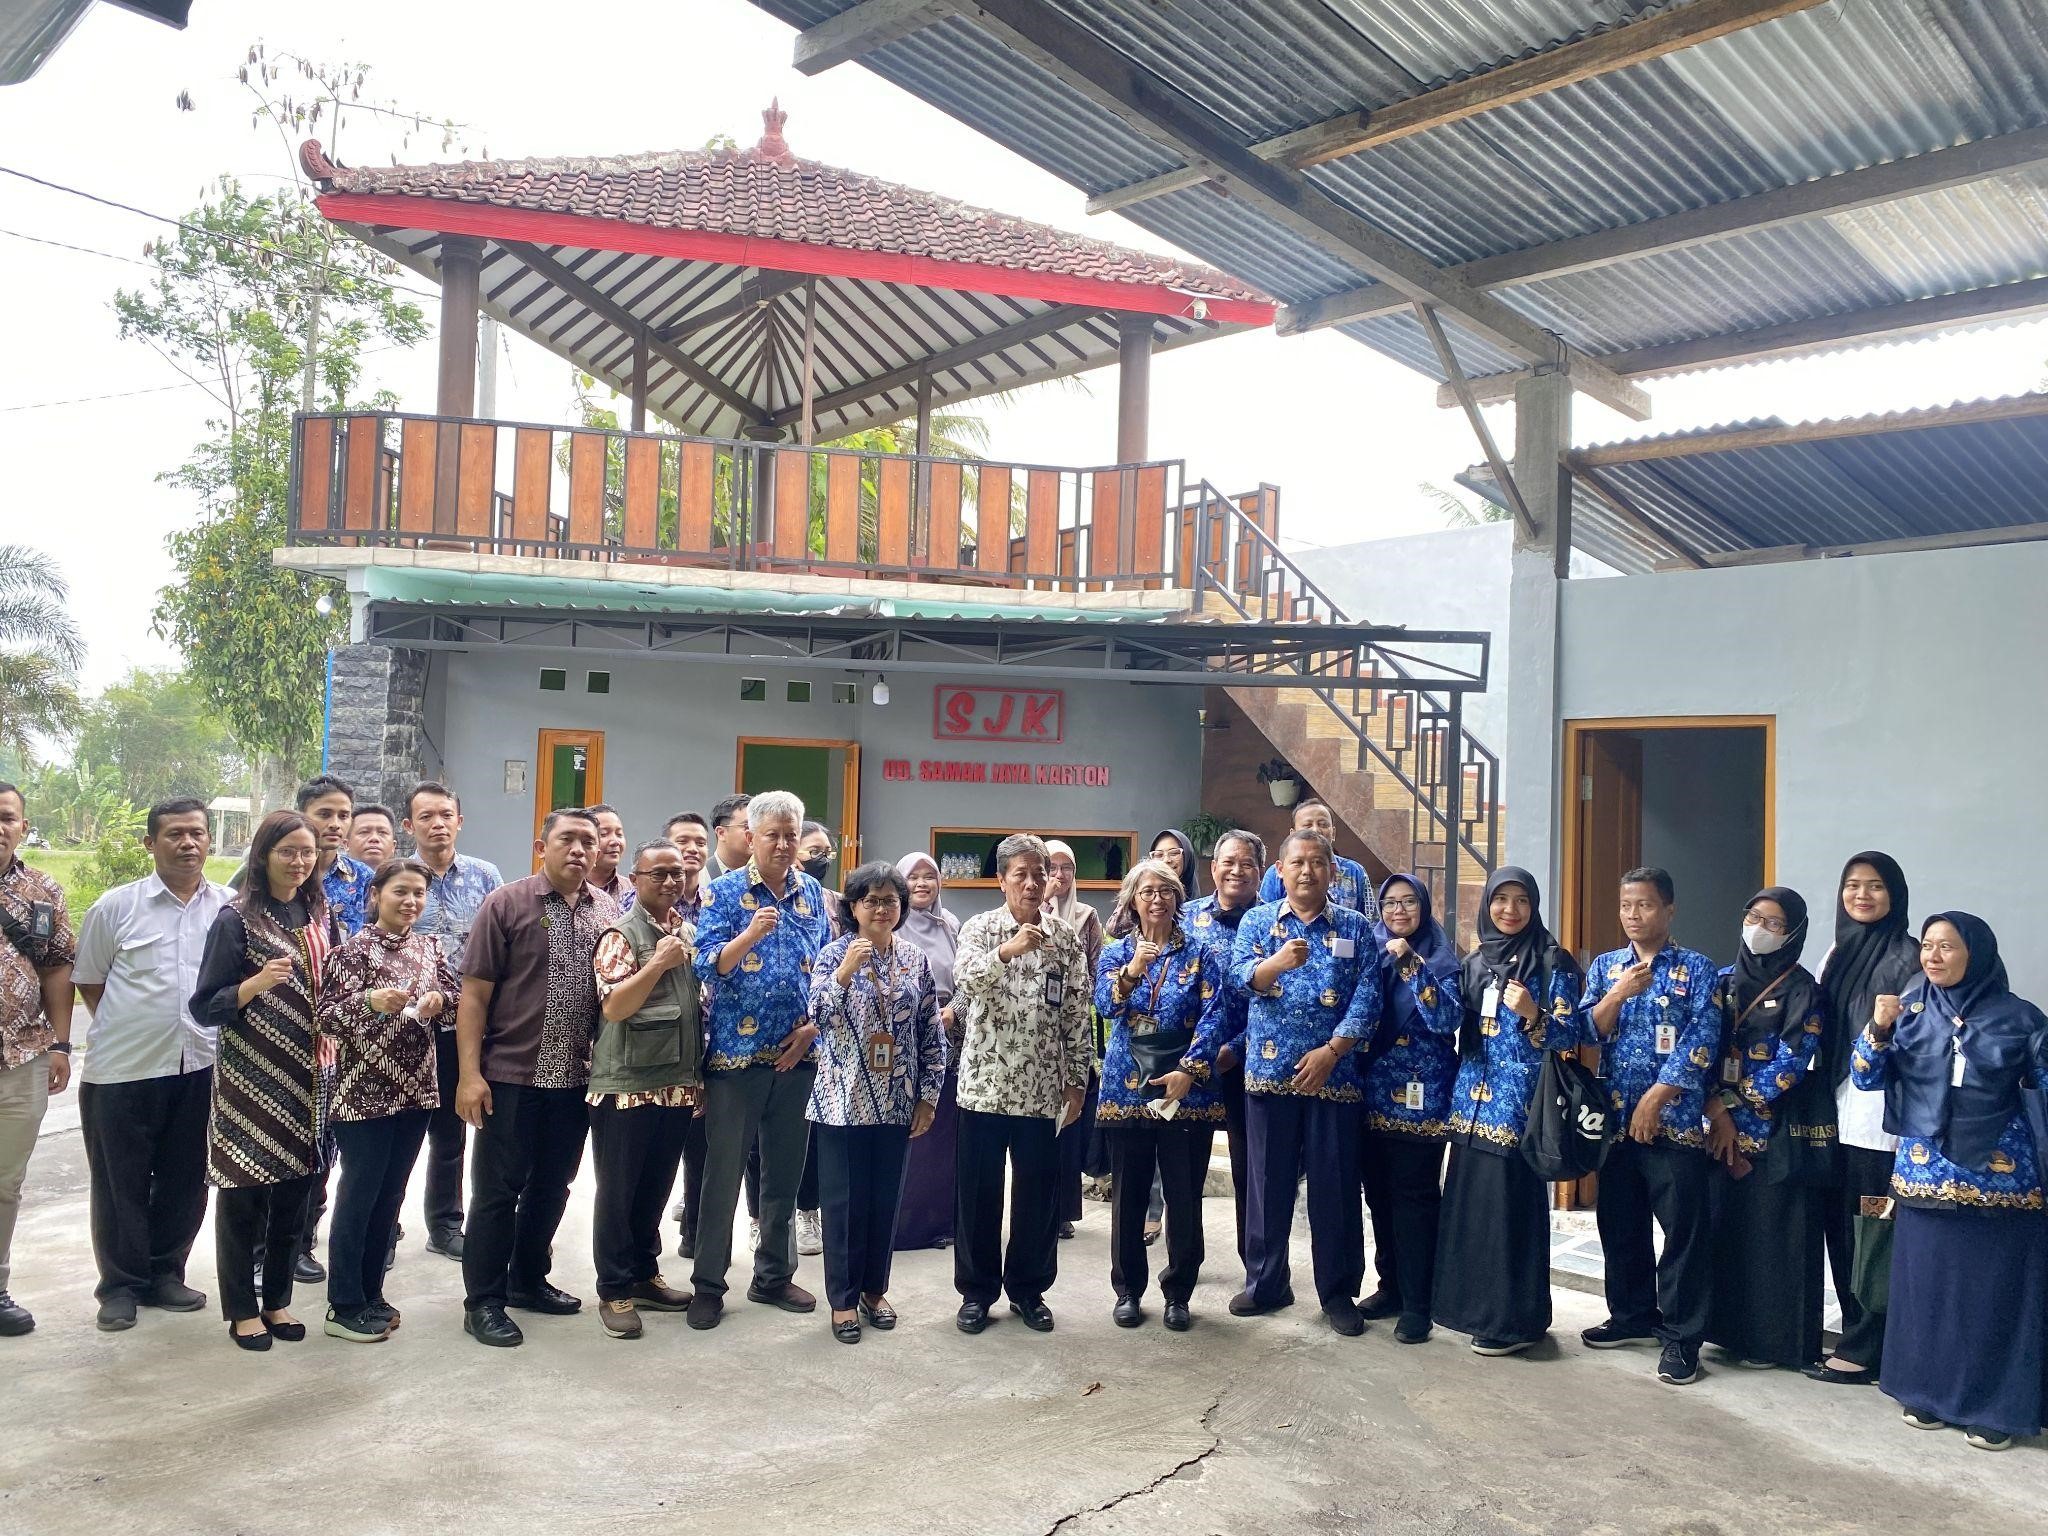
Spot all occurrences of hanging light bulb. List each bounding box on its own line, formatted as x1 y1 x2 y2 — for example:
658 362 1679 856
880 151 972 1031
871 674 891 707
315 592 335 617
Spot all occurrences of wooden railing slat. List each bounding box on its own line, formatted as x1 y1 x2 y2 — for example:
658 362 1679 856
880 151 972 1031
342 415 380 534
773 449 810 563
297 418 335 532
826 453 859 564
623 434 659 549
398 419 439 537
877 457 911 567
678 441 715 554
976 466 1011 575
456 423 496 539
568 431 605 550
512 428 552 547
927 460 962 570
1025 468 1059 580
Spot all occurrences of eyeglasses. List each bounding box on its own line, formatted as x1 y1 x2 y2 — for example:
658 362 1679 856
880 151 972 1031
1134 886 1177 902
857 895 902 911
1382 897 1421 913
1742 911 1789 934
633 869 686 884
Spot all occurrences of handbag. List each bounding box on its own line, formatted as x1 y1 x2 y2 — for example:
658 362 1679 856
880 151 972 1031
1126 1027 1197 1100
1520 1050 1614 1181
1850 1197 1895 1316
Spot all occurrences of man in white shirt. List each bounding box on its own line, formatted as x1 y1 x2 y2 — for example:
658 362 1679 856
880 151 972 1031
71 799 232 1333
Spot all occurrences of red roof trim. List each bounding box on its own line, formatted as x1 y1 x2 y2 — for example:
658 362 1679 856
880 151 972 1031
316 192 1276 327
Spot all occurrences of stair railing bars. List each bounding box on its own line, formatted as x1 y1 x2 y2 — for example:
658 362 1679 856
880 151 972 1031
1184 482 1500 892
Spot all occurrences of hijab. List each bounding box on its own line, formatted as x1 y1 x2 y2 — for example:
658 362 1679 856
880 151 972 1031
1371 873 1457 983
1460 865 1576 1054
895 852 959 1002
1044 839 1085 927
1147 828 1201 900
1731 885 1818 1051
1904 912 2011 1032
1817 851 1918 1083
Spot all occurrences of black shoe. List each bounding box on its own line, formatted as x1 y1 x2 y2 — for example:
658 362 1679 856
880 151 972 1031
1472 1336 1535 1357
676 1231 696 1261
857 1297 897 1330
1057 1221 1075 1240
292 1251 326 1285
956 1300 991 1334
424 1227 465 1261
463 1303 524 1347
1358 1287 1401 1321
506 1283 582 1315
1163 1301 1191 1333
323 1306 389 1343
1657 1340 1701 1385
364 1300 400 1333
685 1293 724 1331
1113 1295 1143 1328
1227 1288 1293 1317
832 1316 862 1345
262 1314 306 1342
227 1321 271 1352
143 1278 206 1311
1395 1314 1432 1345
1009 1298 1055 1333
746 1281 818 1314
96 1295 138 1332
1965 1426 2015 1452
1800 1359 1878 1386
1581 1318 1656 1349
1901 1406 1946 1430
1324 1299 1366 1337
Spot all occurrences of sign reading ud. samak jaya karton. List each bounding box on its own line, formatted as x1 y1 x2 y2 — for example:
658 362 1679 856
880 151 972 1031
883 686 1107 787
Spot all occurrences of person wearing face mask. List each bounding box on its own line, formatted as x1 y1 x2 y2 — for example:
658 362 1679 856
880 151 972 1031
315 858 458 1342
1853 914 2048 1452
1701 888 1833 1372
1357 874 1462 1345
799 821 849 938
1255 800 1377 922
1808 851 1918 1386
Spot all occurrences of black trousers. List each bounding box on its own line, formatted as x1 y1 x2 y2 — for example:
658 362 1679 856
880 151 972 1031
329 1111 428 1311
955 1108 1060 1307
1109 1119 1214 1304
1823 1144 1894 1369
1057 1069 1100 1222
461 1081 590 1310
79 1071 212 1301
745 1121 820 1218
675 1111 708 1245
1596 1137 1713 1345
817 1122 910 1310
421 1028 466 1234
214 1173 316 1321
1244 1092 1363 1308
590 1100 692 1301
1363 1133 1445 1325
1219 1066 1249 1267
693 1064 815 1298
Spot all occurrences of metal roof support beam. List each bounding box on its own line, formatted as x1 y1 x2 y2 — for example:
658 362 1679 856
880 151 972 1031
656 268 811 342
1437 275 2048 408
1568 392 2048 466
498 240 766 426
794 0 955 76
947 0 1650 421
1413 301 1536 540
1088 0 1825 211
1701 518 2048 567
1282 122 2048 335
1570 465 1711 569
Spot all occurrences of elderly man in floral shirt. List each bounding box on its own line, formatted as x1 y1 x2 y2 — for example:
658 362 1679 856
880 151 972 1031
949 833 1091 1336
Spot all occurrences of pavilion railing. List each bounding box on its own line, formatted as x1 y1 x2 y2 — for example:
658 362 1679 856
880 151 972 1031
1183 480 1500 910
287 410 1192 592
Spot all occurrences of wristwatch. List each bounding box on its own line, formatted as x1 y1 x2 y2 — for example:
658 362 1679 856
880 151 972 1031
48 1040 72 1055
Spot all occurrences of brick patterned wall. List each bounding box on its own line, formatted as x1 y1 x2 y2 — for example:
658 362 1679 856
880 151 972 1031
1196 687 1380 878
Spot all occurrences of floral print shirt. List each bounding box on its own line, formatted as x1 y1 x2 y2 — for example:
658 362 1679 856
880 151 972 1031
316 926 459 1121
691 861 830 1071
1361 943 1462 1139
0 857 73 1070
805 934 947 1127
1092 929 1227 1123
321 852 377 939
1582 942 1721 1149
952 907 1093 1120
1227 900 1383 1102
1259 857 1379 922
415 852 504 983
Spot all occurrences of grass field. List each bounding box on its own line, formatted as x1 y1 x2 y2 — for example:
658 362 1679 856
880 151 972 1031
20 849 241 907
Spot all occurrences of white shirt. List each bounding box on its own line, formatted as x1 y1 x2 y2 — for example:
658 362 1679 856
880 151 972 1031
72 873 233 1084
1814 942 1897 1153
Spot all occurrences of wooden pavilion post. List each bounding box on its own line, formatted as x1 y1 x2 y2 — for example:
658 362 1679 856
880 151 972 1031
433 235 484 536
798 278 819 446
630 327 649 432
913 364 934 559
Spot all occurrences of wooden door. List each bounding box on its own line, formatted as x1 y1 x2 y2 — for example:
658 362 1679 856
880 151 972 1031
1571 730 1642 964
533 728 606 867
734 737 862 886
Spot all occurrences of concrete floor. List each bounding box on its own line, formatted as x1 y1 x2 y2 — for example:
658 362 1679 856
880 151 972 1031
4 1124 2042 1536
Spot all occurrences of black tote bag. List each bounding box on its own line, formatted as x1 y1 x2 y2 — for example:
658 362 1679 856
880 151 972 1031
1520 1051 1614 1181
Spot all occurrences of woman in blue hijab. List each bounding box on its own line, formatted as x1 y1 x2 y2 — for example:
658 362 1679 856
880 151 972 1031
1851 912 2048 1450
1357 874 1461 1344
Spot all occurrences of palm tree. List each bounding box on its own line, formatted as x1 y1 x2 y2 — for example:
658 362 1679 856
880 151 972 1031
1422 479 1510 528
0 545 86 767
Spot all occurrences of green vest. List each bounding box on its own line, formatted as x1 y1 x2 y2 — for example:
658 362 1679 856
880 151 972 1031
587 904 704 1096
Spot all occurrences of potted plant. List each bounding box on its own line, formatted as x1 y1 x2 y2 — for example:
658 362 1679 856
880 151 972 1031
1257 757 1302 808
1181 811 1232 859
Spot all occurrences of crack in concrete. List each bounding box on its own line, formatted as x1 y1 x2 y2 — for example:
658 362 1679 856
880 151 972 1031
1041 1392 1227 1535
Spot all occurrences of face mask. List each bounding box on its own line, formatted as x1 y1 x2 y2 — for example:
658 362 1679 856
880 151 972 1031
1742 922 1788 956
801 854 832 881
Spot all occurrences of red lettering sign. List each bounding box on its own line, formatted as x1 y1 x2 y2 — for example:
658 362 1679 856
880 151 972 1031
900 757 1106 788
932 686 1064 744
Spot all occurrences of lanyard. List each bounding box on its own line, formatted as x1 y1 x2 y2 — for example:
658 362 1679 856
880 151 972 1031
1130 935 1177 1018
1729 968 1792 1033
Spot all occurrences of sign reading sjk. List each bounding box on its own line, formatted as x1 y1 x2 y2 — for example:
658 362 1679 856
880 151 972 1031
933 686 1064 743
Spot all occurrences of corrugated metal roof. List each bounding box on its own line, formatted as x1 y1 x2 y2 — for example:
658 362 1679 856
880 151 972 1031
751 0 2048 392
1460 392 2048 570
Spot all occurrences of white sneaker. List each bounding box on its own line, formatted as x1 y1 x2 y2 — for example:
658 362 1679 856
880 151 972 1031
748 1219 761 1255
796 1208 824 1256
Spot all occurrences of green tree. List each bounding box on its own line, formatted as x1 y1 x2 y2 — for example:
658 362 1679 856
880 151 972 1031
0 546 85 768
23 762 146 848
1423 479 1509 528
73 832 154 915
73 666 245 807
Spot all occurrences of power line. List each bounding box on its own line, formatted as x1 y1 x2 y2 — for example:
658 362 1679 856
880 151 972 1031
0 341 412 414
0 225 153 265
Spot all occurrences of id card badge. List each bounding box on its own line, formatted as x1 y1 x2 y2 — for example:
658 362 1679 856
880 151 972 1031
1043 973 1065 1008
1404 1080 1424 1112
28 901 54 941
866 1033 896 1073
1480 983 1501 1021
1721 1055 1741 1085
1951 1050 1967 1088
1331 937 1356 960
1655 1022 1677 1055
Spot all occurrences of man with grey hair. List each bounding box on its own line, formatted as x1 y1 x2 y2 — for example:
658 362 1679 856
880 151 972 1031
685 789 830 1328
950 832 1091 1335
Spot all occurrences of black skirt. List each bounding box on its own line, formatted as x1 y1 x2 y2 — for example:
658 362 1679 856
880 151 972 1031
1432 1143 1552 1344
1885 1204 2048 1437
1705 1165 1824 1367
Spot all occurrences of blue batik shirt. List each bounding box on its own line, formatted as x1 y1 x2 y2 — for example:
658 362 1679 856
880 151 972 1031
1852 1025 2047 1211
1447 958 1584 1151
1362 941 1462 1139
1583 942 1720 1149
414 852 504 978
1093 930 1227 1123
1259 858 1379 922
1228 900 1383 1102
1711 964 1824 1157
322 852 376 938
1182 895 1252 1065
691 860 830 1071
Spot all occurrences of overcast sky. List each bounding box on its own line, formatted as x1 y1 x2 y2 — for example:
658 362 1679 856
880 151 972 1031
3 0 2044 693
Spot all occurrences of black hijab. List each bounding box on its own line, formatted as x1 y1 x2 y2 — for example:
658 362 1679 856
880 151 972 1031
1372 873 1457 982
1817 851 1918 1083
1731 885 1818 1051
1460 866 1577 1054
1148 828 1201 900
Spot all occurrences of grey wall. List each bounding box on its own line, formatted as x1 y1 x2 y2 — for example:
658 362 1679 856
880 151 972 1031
434 651 1205 922
1638 727 1766 968
1557 539 2048 997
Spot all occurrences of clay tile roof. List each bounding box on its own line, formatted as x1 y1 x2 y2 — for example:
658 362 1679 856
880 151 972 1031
299 105 1269 306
